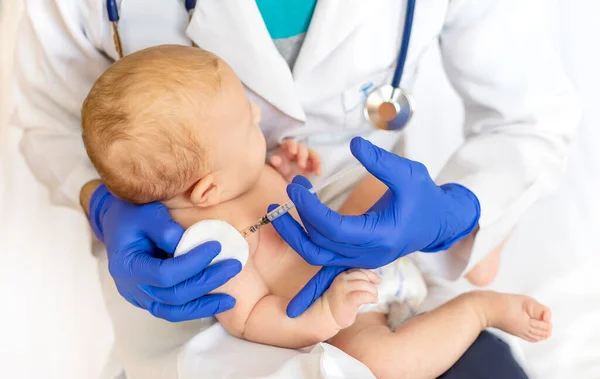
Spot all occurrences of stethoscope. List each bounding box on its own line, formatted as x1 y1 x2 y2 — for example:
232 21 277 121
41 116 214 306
106 0 197 57
106 0 416 131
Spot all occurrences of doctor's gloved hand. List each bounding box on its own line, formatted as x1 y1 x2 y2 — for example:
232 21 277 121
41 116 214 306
272 137 480 317
88 184 242 322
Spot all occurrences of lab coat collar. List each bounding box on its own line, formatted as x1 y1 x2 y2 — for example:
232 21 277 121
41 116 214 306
186 1 305 121
293 0 370 79
186 0 369 121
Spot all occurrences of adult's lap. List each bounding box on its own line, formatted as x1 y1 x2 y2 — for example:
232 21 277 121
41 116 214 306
438 331 529 379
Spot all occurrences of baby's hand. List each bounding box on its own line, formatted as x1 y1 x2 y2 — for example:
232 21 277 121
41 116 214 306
269 139 321 182
324 269 380 330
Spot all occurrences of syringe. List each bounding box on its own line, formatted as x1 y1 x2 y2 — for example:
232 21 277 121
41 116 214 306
239 164 365 237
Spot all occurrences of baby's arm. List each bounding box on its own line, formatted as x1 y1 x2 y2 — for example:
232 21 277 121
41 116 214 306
216 262 378 349
239 293 338 348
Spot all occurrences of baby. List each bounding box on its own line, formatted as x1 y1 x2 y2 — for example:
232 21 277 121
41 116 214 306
82 45 552 379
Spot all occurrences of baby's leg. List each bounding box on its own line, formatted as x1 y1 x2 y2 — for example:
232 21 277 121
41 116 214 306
329 291 552 379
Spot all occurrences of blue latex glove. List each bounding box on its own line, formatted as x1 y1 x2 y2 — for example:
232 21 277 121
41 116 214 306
272 137 480 317
89 184 242 322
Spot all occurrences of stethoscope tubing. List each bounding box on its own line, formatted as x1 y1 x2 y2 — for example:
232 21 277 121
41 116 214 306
391 0 416 89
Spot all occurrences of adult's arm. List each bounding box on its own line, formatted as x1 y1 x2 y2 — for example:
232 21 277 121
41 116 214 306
80 180 103 216
11 2 241 321
425 0 581 278
273 0 581 317
12 1 109 208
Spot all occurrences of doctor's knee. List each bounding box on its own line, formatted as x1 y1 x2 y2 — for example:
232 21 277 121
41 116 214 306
465 239 507 287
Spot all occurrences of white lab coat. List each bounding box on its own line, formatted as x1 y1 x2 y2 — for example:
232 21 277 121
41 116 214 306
11 0 580 378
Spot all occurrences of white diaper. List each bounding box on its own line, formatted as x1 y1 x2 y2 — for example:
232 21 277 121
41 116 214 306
359 257 428 330
174 220 250 267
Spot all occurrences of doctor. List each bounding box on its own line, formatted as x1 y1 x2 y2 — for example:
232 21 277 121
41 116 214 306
13 0 579 378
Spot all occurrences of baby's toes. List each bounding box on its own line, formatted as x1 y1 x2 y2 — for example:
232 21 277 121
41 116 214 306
524 332 543 343
542 309 552 322
528 319 552 341
524 297 551 322
529 319 550 332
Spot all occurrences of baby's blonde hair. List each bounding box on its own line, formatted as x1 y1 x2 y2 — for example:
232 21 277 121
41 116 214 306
82 45 224 204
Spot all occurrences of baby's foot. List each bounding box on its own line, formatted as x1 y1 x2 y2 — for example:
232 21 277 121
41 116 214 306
483 292 552 342
323 269 381 329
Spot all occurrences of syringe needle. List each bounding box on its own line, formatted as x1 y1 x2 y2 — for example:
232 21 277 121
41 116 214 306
239 163 365 237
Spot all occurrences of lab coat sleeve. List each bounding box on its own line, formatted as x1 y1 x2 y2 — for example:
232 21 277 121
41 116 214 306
11 1 111 209
418 0 582 279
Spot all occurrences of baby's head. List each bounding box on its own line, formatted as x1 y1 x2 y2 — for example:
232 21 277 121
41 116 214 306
82 45 266 208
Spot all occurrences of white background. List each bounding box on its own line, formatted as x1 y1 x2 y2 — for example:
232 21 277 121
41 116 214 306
1 1 599 378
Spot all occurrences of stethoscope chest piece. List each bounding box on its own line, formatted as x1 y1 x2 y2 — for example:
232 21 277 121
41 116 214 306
364 84 414 131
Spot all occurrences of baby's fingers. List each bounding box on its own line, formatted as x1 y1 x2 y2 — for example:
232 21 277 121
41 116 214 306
344 269 381 284
281 139 299 157
347 290 378 306
296 143 309 169
269 154 294 180
308 149 322 175
346 277 379 298
361 269 381 284
269 154 283 168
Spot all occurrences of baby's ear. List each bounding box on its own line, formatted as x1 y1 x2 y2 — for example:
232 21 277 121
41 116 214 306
190 174 220 207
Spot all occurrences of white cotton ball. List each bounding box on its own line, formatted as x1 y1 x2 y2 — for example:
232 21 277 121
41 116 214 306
174 219 249 268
